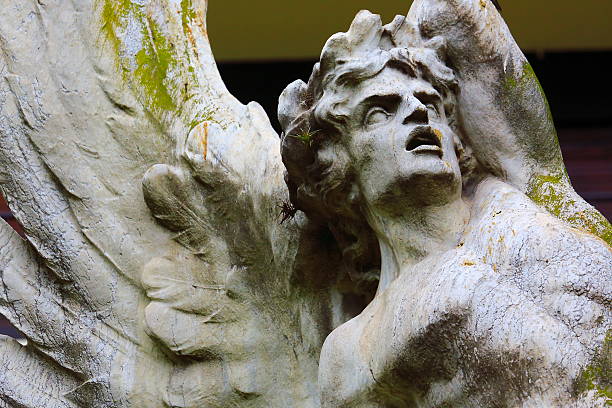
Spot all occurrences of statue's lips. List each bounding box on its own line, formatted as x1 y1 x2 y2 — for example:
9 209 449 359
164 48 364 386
405 126 443 157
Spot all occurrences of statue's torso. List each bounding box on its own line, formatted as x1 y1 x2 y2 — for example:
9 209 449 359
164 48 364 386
319 178 611 407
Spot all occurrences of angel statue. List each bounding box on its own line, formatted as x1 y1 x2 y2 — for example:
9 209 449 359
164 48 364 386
0 0 609 407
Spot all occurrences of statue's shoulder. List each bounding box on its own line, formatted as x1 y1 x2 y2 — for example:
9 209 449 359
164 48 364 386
465 177 610 324
468 177 610 259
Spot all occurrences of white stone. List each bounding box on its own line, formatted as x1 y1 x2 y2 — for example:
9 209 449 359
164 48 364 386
0 1 609 407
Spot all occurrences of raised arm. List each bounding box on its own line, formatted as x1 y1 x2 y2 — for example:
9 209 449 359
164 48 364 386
407 0 611 243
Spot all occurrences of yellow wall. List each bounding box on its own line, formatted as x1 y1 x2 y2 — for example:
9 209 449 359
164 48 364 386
207 0 612 61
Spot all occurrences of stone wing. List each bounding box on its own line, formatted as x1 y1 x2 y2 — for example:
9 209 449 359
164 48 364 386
0 1 332 407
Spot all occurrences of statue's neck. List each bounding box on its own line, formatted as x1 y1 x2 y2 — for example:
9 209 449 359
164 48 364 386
367 197 470 296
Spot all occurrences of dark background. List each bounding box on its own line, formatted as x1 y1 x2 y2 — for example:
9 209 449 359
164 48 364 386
1 51 611 337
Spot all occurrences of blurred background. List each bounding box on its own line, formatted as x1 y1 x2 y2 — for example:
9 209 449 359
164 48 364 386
1 0 611 337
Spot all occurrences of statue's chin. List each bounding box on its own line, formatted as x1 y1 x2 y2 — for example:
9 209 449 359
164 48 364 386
367 166 462 213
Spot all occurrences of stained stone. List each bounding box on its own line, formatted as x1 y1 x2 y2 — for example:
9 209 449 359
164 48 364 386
0 1 609 407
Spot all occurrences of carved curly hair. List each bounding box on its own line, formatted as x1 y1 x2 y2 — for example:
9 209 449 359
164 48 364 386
278 11 471 284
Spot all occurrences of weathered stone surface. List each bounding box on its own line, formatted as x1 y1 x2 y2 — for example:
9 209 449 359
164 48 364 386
0 0 609 407
279 3 611 406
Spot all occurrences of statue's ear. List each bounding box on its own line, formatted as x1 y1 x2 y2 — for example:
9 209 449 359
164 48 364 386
278 79 308 132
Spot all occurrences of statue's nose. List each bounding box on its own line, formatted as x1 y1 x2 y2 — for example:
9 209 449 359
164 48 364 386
402 105 429 125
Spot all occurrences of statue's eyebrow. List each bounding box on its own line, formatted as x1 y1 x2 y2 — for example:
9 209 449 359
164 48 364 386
356 92 402 109
414 89 442 104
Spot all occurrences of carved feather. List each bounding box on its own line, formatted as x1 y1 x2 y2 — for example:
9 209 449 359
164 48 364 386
142 164 215 256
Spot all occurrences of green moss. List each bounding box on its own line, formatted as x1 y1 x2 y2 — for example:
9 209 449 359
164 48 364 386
528 173 612 245
100 0 134 55
133 20 177 111
180 0 197 34
520 63 555 126
504 61 559 165
504 62 541 93
574 330 612 404
186 107 226 134
511 60 612 244
527 173 568 217
188 107 214 132
99 1 181 112
98 0 229 125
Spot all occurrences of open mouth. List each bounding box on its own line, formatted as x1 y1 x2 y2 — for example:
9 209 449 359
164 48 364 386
405 126 443 157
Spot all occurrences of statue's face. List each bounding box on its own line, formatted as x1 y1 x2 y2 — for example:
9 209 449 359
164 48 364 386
339 66 462 213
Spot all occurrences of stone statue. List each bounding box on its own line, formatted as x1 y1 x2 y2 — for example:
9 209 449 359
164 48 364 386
279 11 611 406
0 1 609 407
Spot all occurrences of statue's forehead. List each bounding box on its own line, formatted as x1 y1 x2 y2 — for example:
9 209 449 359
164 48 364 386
348 68 437 102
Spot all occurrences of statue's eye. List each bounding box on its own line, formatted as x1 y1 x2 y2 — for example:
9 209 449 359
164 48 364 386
364 107 391 126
